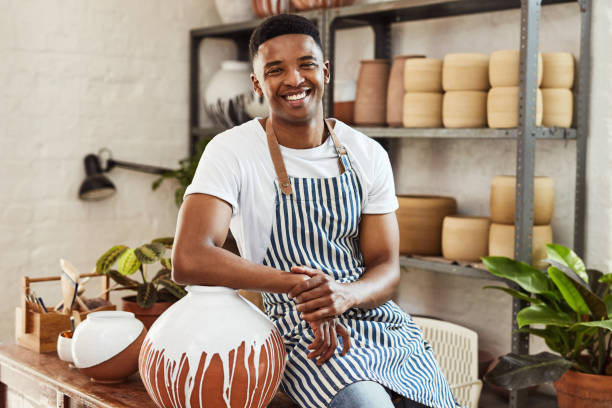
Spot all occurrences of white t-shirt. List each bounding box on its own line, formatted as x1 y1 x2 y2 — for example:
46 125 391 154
184 118 399 264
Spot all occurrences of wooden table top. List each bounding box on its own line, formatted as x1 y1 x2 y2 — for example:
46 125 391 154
0 342 297 408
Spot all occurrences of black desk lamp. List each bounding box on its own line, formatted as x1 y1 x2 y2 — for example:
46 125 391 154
79 148 172 201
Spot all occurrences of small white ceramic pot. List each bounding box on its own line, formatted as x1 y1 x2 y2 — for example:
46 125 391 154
57 330 74 363
72 311 146 383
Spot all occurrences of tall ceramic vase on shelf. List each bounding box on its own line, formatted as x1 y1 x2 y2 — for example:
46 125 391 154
215 0 255 23
139 286 286 408
354 59 390 126
205 60 267 129
252 0 292 18
386 55 425 127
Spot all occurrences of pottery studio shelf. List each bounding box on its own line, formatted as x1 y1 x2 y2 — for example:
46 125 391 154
399 255 502 281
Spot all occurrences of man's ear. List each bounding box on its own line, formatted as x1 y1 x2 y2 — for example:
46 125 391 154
323 60 330 84
251 72 264 97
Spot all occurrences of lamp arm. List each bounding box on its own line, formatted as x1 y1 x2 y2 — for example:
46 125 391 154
106 159 173 175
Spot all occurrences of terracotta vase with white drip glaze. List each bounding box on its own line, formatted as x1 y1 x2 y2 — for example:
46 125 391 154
139 286 286 408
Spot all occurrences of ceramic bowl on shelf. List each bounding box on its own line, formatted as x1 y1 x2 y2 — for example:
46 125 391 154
72 311 146 384
442 216 491 262
490 175 555 225
396 195 457 255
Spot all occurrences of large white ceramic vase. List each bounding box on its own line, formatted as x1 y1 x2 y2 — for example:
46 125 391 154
139 286 286 408
205 60 268 129
214 0 254 24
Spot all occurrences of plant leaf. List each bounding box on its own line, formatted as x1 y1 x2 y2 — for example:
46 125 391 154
134 243 166 264
482 257 557 298
152 237 174 248
137 282 158 308
545 244 588 284
160 257 172 270
547 266 590 315
570 319 612 332
516 304 574 328
95 245 128 275
152 268 171 282
107 269 139 288
599 274 612 284
484 352 572 390
483 286 544 304
157 279 187 299
565 274 608 320
604 294 612 317
588 269 609 298
518 328 565 354
117 248 141 276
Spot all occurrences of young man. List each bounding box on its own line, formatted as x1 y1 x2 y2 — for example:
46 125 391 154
172 14 457 408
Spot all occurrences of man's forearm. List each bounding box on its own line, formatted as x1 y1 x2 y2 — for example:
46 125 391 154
172 245 306 294
345 260 400 310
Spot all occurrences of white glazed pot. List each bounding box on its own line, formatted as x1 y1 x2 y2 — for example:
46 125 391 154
72 311 146 383
214 0 255 24
205 60 267 128
139 286 286 408
57 330 74 363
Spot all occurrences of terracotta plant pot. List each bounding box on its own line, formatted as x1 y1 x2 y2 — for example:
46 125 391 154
490 175 555 225
291 0 355 11
554 370 612 408
252 0 291 18
121 296 174 331
139 286 286 408
396 195 457 255
404 58 442 92
442 91 487 128
334 79 356 124
386 55 425 127
442 216 491 262
354 59 390 126
488 223 553 269
72 311 146 384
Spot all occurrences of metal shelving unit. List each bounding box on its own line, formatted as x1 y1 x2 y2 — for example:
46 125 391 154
188 2 591 406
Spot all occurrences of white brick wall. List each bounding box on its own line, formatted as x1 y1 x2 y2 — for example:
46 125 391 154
0 0 219 341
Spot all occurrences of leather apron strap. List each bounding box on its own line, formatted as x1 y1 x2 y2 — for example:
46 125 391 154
265 118 346 196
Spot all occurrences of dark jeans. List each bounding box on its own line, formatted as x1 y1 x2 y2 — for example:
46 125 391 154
328 381 429 408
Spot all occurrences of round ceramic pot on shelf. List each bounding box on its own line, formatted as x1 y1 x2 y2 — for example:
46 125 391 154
334 79 357 124
354 59 390 126
489 50 543 88
291 0 355 11
542 88 573 128
541 52 575 89
386 55 425 127
396 195 457 255
488 223 553 269
72 311 146 384
139 286 286 408
215 0 255 24
442 90 487 128
442 216 491 262
487 87 543 128
442 53 490 92
490 175 555 225
404 58 442 93
554 369 612 408
402 92 443 128
121 295 174 331
252 0 292 18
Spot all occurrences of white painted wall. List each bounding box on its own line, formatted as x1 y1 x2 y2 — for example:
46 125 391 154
335 1 611 356
0 0 219 341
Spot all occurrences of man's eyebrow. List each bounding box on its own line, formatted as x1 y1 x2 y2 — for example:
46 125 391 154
264 61 282 69
298 56 316 61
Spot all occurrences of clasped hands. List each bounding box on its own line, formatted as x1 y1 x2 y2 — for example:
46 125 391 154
288 265 354 366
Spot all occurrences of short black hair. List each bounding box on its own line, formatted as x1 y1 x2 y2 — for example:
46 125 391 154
249 14 322 65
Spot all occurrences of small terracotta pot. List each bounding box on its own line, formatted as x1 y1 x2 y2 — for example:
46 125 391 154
251 0 291 18
442 216 491 262
488 223 553 269
121 296 174 331
396 195 457 255
386 55 425 127
554 370 612 408
291 0 354 11
354 59 390 126
490 175 555 225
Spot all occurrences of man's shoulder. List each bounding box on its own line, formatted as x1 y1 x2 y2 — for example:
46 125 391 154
207 119 265 154
334 120 386 158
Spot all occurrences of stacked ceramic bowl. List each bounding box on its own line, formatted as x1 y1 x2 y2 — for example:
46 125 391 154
488 50 543 128
541 52 575 128
442 53 490 128
402 58 444 127
489 176 555 269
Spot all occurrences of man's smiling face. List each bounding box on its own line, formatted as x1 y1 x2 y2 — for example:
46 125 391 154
251 34 329 124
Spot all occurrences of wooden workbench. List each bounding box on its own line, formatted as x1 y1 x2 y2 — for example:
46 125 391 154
0 343 297 408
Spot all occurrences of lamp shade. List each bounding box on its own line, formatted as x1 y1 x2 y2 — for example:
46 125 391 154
78 154 116 201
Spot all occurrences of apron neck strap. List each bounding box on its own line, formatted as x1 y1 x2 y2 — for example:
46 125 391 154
265 118 346 196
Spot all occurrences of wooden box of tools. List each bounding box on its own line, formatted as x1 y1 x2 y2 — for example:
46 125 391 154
15 273 115 353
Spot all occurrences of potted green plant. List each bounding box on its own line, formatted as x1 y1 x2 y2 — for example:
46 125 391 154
95 237 186 329
151 136 212 208
482 243 612 407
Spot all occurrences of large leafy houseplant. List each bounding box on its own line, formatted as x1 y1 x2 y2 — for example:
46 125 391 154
95 237 186 309
151 137 212 208
482 243 612 391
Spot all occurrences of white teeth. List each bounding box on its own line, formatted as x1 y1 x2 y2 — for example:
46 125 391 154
285 91 307 101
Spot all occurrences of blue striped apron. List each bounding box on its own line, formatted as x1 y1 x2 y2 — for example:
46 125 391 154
260 118 458 408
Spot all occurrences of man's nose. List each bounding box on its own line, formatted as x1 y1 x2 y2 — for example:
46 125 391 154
284 68 305 87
